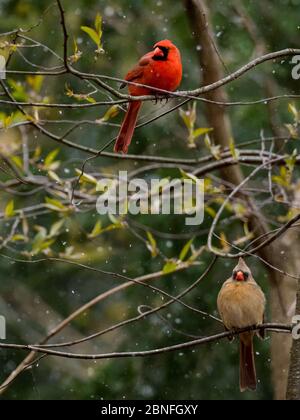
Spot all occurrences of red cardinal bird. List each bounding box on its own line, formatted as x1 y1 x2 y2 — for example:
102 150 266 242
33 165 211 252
114 40 182 154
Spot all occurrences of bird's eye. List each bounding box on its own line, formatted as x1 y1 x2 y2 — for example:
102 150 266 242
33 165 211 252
244 272 249 280
232 270 237 279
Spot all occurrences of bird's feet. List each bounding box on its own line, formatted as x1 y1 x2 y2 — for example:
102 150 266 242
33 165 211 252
153 94 170 105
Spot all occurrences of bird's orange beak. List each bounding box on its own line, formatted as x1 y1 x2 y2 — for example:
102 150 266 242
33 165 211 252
236 271 245 282
153 47 164 57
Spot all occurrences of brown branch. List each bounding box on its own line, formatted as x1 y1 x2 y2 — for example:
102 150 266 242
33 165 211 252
32 256 219 349
0 219 20 251
0 257 197 394
4 50 300 102
0 324 292 360
68 48 300 102
56 0 69 69
206 156 299 258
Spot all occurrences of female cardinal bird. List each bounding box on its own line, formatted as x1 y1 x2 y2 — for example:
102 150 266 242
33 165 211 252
114 40 182 154
217 258 266 392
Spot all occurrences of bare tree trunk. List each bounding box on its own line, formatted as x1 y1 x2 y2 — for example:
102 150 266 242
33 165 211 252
271 238 298 400
285 186 300 400
184 0 297 399
185 0 241 186
286 279 300 400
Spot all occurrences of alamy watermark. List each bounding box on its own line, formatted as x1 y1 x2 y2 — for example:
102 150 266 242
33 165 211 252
0 316 6 340
291 56 300 80
0 55 6 79
96 171 204 226
292 315 300 340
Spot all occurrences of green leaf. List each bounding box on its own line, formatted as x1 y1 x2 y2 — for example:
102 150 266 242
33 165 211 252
179 238 194 262
59 246 83 260
32 232 55 255
232 202 248 218
193 127 213 139
75 169 98 185
81 26 101 47
74 37 79 54
86 96 96 103
0 112 21 129
32 229 49 254
69 38 82 63
39 239 55 251
272 166 291 188
66 84 96 103
204 133 211 148
3 113 13 128
219 232 231 252
34 225 47 236
33 146 42 160
102 223 124 234
288 103 299 123
45 149 60 168
205 206 217 218
11 156 23 170
48 170 62 184
285 123 298 139
162 260 178 274
11 234 27 242
229 137 240 161
65 84 74 98
26 75 44 93
95 13 102 35
108 213 120 225
5 200 15 218
285 149 298 172
88 220 103 239
146 231 158 258
272 176 287 187
89 219 125 236
204 133 222 160
8 79 28 102
210 145 222 160
98 105 119 123
49 219 65 237
179 108 192 129
45 197 68 212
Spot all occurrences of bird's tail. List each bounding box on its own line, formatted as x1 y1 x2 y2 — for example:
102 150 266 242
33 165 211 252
114 101 142 154
240 333 257 392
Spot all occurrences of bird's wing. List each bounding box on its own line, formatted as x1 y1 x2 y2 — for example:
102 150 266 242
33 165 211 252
138 51 153 66
120 51 153 89
125 65 144 82
257 313 266 340
120 65 145 89
126 52 153 81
